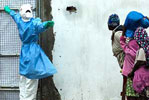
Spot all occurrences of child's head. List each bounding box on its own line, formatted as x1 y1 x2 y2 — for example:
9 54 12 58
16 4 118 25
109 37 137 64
108 14 120 30
19 4 33 22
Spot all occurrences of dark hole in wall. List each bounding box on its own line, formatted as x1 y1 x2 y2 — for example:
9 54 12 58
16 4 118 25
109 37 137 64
66 6 77 13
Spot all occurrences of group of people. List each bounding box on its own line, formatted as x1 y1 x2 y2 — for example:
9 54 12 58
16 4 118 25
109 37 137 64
3 3 149 100
108 11 149 100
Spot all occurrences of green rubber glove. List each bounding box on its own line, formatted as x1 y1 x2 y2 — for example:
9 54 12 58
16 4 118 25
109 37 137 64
4 6 11 14
44 21 54 28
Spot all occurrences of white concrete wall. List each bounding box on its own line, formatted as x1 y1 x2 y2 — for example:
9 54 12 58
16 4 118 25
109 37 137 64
51 0 149 100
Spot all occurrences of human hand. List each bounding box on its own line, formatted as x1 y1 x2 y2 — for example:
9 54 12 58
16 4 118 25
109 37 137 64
44 21 54 28
4 6 11 14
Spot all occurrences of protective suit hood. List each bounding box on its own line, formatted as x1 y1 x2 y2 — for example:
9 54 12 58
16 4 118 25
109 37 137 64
19 4 33 22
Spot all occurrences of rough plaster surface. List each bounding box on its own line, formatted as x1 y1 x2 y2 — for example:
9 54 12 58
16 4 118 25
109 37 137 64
51 0 149 100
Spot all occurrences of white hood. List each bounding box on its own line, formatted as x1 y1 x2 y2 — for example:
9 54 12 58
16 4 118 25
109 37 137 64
19 4 33 22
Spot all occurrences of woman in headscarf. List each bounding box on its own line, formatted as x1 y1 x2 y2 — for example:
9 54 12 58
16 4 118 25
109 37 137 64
130 27 149 99
120 27 140 100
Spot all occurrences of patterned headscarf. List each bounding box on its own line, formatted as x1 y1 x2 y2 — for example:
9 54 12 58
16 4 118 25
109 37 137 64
134 27 149 67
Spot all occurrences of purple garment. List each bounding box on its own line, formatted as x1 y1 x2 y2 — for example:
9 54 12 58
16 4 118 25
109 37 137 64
132 27 149 93
120 36 139 76
133 66 149 93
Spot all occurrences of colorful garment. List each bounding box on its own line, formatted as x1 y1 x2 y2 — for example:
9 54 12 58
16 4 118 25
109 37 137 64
133 65 149 93
134 27 149 66
126 77 139 97
120 36 139 76
132 27 149 93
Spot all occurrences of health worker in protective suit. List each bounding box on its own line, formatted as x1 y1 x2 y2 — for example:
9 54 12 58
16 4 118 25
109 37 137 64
4 4 57 100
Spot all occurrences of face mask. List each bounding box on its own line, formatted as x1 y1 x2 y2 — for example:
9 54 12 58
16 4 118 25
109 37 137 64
26 12 32 18
19 4 33 22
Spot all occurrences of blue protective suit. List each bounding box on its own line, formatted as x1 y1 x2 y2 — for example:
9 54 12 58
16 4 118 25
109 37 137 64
124 11 149 38
9 10 57 79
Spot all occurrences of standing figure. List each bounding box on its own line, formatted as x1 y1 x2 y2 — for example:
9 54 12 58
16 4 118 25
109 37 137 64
4 4 57 100
130 27 149 99
108 14 125 100
120 31 140 100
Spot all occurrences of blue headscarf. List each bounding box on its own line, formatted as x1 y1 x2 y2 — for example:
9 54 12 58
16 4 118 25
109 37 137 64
108 14 120 30
124 11 149 38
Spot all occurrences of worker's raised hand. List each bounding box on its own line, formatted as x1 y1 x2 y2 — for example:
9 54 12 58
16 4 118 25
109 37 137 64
44 21 54 28
4 6 11 14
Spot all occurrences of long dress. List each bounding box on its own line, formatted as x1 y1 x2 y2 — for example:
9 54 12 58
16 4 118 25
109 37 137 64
120 36 139 97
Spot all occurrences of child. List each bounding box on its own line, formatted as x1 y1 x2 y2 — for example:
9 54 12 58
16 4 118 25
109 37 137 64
4 4 57 100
